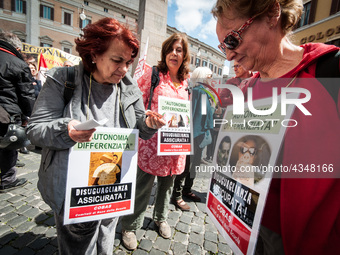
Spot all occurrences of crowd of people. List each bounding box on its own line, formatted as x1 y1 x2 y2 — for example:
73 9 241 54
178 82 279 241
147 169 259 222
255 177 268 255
0 0 339 254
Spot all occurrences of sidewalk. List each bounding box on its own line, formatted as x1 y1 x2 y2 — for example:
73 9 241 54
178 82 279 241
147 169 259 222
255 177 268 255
0 146 233 254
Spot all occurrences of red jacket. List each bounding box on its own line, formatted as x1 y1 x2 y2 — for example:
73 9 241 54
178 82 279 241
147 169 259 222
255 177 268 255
247 43 340 254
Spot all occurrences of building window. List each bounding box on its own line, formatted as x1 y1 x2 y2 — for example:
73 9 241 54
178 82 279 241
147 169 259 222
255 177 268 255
84 1 89 6
40 43 52 47
63 12 72 26
330 0 340 15
122 14 125 19
0 0 3 9
299 1 311 27
12 0 26 14
61 40 73 54
63 47 71 53
214 66 217 73
209 63 213 71
104 8 108 13
218 68 222 76
40 4 54 20
80 18 91 29
202 60 207 67
195 58 201 67
191 56 194 65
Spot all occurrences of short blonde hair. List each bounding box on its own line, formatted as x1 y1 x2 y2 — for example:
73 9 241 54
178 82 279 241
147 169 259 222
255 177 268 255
212 0 303 34
190 67 213 86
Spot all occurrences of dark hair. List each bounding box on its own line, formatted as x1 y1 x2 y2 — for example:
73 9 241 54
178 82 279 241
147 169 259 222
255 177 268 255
75 17 139 73
157 33 190 82
219 136 231 149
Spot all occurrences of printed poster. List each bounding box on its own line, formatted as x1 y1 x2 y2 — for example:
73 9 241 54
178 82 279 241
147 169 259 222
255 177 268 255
206 94 298 255
63 127 139 225
157 96 191 155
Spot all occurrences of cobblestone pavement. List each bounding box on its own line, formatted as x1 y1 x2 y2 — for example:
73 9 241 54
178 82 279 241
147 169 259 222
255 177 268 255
0 145 233 254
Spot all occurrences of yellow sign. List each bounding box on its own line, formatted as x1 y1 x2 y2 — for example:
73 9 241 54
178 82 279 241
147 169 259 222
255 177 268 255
22 43 81 69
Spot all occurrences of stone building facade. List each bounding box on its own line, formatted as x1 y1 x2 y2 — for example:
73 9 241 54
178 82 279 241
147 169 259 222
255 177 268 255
0 0 225 77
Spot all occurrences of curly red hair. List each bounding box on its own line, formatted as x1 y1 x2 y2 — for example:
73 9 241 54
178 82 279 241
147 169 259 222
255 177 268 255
75 17 139 73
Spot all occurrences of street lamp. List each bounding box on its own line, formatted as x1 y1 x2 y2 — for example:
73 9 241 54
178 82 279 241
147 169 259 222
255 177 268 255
197 45 201 57
80 6 86 20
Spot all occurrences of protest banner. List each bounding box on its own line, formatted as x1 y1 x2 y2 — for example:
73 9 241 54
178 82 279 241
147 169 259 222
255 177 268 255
22 43 80 69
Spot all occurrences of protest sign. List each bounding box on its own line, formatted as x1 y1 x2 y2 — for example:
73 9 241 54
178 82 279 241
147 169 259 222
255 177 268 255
206 94 298 255
63 127 138 225
157 96 191 155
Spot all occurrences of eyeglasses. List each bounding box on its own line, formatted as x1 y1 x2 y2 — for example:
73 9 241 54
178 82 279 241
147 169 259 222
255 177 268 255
233 64 240 68
240 146 256 156
218 17 255 54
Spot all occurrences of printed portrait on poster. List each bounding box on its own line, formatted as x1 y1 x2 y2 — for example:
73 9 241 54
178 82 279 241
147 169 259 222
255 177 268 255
216 136 231 168
88 152 123 186
229 135 271 186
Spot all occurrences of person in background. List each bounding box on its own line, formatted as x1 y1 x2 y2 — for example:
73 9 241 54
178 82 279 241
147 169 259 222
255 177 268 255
121 33 190 250
27 62 42 99
213 0 339 254
0 31 35 192
219 60 252 108
204 61 252 163
26 18 165 254
18 62 42 155
171 66 214 211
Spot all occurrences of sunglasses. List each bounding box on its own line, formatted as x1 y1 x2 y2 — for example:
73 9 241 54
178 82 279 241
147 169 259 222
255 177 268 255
218 17 255 54
240 146 256 156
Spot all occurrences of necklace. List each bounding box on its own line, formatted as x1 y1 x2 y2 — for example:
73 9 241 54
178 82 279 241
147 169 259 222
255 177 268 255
285 75 298 87
87 73 93 120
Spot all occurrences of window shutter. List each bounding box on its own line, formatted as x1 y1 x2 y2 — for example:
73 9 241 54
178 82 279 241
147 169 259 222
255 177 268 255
64 12 71 25
330 0 340 15
0 0 4 9
23 0 26 14
51 8 54 20
79 18 83 28
309 0 318 24
11 0 15 11
40 4 43 17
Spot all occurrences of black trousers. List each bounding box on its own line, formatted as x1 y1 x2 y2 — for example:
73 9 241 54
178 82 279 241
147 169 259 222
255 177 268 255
0 123 18 186
172 134 204 200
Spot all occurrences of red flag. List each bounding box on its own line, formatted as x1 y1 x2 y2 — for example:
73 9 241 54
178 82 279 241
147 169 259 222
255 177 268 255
37 53 48 85
133 37 149 81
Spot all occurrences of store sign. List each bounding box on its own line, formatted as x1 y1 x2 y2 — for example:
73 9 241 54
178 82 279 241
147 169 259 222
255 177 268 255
300 25 340 44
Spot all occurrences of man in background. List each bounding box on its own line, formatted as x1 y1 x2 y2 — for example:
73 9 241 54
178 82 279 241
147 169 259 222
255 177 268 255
0 31 35 192
219 61 253 108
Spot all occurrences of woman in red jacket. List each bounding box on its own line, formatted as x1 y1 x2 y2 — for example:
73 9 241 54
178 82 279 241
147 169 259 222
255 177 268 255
213 0 339 254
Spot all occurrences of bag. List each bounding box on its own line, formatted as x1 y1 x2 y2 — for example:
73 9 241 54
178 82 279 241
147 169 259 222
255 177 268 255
199 130 212 148
0 115 30 150
147 66 160 110
64 66 75 104
315 50 340 106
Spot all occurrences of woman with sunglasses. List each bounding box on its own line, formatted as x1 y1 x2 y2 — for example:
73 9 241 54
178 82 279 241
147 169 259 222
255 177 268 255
212 0 339 254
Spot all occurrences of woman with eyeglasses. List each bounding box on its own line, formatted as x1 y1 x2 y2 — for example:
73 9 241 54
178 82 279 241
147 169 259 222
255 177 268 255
219 60 252 108
212 0 339 254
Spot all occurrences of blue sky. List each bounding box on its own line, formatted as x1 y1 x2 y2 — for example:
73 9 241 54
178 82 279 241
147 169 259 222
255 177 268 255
167 0 229 71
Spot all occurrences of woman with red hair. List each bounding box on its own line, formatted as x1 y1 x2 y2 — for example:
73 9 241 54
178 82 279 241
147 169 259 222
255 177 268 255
27 18 165 254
